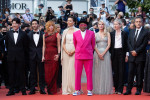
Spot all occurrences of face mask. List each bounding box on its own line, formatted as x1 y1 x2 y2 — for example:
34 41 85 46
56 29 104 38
82 15 87 17
26 12 30 14
90 11 93 14
5 11 9 14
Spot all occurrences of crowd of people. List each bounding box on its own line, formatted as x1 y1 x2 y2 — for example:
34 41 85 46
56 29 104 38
0 0 150 97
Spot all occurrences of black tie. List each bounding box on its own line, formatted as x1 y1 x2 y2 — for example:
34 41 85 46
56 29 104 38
13 31 18 33
33 32 39 34
134 30 139 48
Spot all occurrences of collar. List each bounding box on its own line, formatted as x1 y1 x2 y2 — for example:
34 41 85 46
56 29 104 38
136 27 142 32
80 30 86 34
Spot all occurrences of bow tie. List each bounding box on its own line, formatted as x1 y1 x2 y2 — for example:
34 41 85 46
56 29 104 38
33 32 39 34
13 31 18 33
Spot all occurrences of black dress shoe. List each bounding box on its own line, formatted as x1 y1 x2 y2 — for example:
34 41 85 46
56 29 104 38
135 91 141 95
22 91 27 95
40 90 46 94
6 91 15 96
28 90 35 95
14 89 20 93
123 91 131 95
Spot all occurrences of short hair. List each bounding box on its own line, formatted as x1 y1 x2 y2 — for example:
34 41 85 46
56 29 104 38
121 19 126 26
67 16 76 22
83 11 87 14
31 19 39 25
134 16 143 22
114 19 122 25
12 18 21 24
90 8 94 10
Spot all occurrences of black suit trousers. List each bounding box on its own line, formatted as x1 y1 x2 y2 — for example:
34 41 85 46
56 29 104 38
29 55 45 91
112 48 125 93
7 59 25 92
127 61 145 92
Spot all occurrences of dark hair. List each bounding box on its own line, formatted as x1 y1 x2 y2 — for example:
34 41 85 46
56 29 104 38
90 8 94 10
12 18 21 24
134 16 143 22
31 19 39 25
67 16 76 22
2 26 7 29
121 19 126 26
83 11 87 14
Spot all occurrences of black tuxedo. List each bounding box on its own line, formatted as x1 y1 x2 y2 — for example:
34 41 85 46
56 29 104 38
110 30 128 93
127 27 148 92
27 30 45 91
5 29 28 92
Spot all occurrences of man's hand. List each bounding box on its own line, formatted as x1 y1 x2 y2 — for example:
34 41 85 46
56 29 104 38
131 51 137 56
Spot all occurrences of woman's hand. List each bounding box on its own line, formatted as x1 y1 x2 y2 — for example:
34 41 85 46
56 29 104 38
98 53 104 60
54 54 59 61
42 56 45 62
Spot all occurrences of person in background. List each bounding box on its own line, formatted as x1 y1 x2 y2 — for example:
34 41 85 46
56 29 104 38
34 4 44 20
22 8 34 24
2 8 10 24
64 0 73 18
80 11 88 22
89 21 99 33
136 6 146 24
57 6 65 18
45 7 56 22
87 8 97 29
115 0 127 14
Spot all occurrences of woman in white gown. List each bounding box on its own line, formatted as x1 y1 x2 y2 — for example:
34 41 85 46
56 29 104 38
93 20 113 94
61 16 79 95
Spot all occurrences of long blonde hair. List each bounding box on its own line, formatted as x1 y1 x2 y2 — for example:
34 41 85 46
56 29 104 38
98 20 108 37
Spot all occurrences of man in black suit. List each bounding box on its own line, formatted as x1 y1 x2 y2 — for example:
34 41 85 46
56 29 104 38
5 18 27 96
28 19 46 95
124 16 149 95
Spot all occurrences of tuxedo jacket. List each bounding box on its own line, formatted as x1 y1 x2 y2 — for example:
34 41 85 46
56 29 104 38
5 29 28 62
110 30 128 60
128 27 148 62
27 31 44 61
73 30 95 60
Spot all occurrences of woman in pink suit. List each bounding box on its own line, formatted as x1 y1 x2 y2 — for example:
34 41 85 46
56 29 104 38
73 21 95 96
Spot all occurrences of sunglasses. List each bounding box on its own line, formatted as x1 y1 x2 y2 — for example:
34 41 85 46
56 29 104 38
79 24 87 27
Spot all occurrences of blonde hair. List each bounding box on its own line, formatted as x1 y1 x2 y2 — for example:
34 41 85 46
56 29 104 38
45 21 56 33
98 20 108 37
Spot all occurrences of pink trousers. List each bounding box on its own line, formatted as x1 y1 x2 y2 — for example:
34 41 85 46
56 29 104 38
75 59 93 91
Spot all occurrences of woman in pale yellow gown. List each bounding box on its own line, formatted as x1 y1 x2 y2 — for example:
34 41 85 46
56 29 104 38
61 16 79 95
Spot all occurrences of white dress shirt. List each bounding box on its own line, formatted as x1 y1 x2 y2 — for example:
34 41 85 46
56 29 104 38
135 27 142 41
114 31 122 48
33 31 40 46
13 31 19 44
80 30 86 40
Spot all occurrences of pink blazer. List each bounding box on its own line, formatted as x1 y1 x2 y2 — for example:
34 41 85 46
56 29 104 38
73 30 95 60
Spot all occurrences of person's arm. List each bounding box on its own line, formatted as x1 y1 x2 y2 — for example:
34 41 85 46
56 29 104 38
122 0 127 5
91 31 96 51
54 33 61 61
101 32 111 56
115 0 119 4
63 34 71 56
64 4 67 11
42 34 45 62
97 13 101 21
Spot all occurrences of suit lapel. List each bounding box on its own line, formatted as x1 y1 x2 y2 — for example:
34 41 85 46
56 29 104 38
121 31 124 47
37 31 42 47
31 31 36 47
9 30 15 44
112 31 115 48
16 29 22 44
136 27 143 43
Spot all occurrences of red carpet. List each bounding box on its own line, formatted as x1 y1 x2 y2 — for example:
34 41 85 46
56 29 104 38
0 83 150 100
